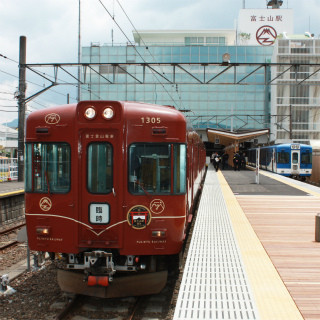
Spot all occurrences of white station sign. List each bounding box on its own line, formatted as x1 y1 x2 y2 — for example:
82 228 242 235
237 9 294 46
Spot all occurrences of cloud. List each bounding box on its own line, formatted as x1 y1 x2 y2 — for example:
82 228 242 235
0 0 319 125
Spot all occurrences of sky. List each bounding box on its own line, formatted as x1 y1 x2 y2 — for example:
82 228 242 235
0 0 319 124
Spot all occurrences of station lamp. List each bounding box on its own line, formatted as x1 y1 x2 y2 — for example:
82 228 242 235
222 53 230 66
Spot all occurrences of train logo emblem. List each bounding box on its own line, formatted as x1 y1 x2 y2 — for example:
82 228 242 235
150 199 165 214
45 113 60 124
39 197 52 211
256 25 277 46
127 205 151 229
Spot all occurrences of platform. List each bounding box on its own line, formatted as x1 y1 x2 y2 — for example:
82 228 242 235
0 181 24 198
174 165 320 320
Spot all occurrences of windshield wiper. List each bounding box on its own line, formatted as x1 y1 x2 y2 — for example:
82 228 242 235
45 171 51 194
135 179 150 197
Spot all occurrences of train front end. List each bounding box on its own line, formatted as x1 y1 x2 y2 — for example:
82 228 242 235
25 101 194 298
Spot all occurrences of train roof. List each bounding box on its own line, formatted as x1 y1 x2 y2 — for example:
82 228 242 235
27 101 185 118
26 101 193 142
250 143 312 150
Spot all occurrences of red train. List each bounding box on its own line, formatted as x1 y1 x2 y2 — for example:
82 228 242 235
25 101 206 297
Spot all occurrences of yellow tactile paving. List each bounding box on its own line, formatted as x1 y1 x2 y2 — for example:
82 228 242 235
0 189 24 197
217 171 304 320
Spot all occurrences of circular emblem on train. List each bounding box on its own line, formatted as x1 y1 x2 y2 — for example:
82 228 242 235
39 197 52 211
256 25 277 46
150 199 165 214
127 205 151 229
45 113 60 124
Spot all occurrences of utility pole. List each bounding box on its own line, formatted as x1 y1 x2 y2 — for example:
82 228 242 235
18 36 26 182
77 0 81 102
289 104 292 140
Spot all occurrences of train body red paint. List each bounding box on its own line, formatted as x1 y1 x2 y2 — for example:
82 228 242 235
25 101 206 297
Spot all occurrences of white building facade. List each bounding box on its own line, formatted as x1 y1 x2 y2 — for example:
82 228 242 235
0 124 18 157
271 37 320 144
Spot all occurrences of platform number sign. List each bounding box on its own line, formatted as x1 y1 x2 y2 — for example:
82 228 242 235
89 203 110 224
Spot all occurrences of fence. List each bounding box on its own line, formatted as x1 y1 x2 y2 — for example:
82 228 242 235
0 158 18 182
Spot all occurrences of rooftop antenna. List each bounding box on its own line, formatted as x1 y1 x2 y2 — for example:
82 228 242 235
243 0 245 9
266 0 283 8
309 16 311 33
111 29 114 46
112 0 115 46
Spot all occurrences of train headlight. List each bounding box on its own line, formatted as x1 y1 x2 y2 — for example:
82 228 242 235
152 230 166 238
84 107 96 120
36 227 50 236
102 107 114 120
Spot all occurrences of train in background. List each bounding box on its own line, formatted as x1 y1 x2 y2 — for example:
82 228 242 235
24 100 206 298
247 143 312 180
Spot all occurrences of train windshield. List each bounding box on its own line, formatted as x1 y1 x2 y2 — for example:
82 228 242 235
301 151 312 164
25 143 71 193
128 143 186 195
277 150 290 164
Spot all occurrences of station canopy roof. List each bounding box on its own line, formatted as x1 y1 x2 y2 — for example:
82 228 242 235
206 128 269 148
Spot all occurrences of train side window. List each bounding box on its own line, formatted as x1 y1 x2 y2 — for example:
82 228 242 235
128 143 171 195
277 150 289 164
25 143 71 193
174 144 186 194
87 143 113 194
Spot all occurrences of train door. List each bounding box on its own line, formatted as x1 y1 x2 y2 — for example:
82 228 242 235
272 148 275 172
187 142 193 210
291 149 299 174
78 130 122 248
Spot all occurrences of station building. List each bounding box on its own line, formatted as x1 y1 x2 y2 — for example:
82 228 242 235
81 29 273 143
80 2 319 150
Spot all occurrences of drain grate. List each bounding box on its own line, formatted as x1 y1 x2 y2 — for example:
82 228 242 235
173 169 259 320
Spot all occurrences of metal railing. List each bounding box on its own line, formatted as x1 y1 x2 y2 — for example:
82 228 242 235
0 158 18 182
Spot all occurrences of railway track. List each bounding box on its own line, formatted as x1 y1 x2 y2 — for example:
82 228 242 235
55 291 174 320
0 221 25 236
0 239 18 251
0 222 25 251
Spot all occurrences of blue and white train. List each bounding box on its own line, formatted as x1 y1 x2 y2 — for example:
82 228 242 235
247 143 312 180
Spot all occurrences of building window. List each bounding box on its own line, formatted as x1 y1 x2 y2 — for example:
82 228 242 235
292 108 309 130
185 36 225 46
290 65 309 80
290 86 309 105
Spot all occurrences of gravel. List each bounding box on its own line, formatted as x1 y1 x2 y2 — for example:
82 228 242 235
0 261 64 320
0 224 65 320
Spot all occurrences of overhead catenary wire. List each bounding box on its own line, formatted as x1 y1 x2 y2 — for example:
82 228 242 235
0 53 101 103
0 53 19 64
98 0 182 108
115 0 186 110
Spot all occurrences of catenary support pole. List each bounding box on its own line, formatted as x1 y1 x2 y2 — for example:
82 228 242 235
18 36 26 182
